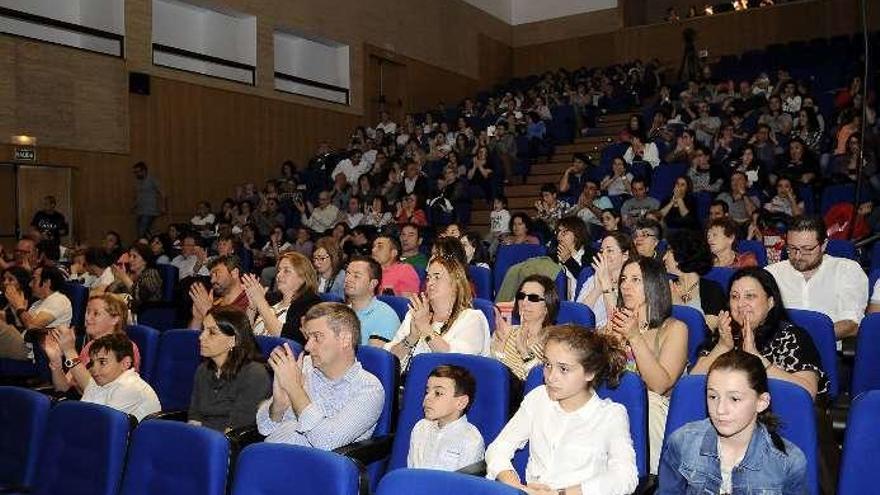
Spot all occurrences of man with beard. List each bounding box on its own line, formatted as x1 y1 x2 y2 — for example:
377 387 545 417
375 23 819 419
189 254 248 329
765 216 867 339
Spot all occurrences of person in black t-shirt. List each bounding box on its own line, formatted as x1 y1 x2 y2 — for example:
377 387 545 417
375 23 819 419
30 196 68 242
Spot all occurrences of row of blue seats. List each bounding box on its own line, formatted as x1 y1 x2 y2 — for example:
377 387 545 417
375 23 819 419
6 362 878 494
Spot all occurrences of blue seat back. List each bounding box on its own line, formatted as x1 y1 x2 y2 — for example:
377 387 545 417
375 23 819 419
232 443 360 495
387 354 511 472
137 306 177 332
788 309 840 400
556 301 596 327
158 264 179 302
255 335 301 360
522 367 649 478
736 239 768 267
671 305 710 365
473 298 496 333
825 239 857 260
704 267 735 294
494 244 547 295
319 292 344 303
60 282 88 329
377 468 523 495
853 313 880 397
0 386 51 487
649 162 688 201
356 346 399 437
575 266 595 299
870 242 880 271
870 268 880 301
126 325 160 383
555 269 568 301
838 391 880 494
120 420 229 495
664 375 819 495
469 265 492 300
152 329 201 411
33 401 131 495
377 295 410 322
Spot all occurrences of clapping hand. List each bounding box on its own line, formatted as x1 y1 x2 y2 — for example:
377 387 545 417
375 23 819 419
591 252 613 292
716 310 736 351
609 306 640 341
189 283 214 319
409 292 433 339
741 314 760 356
241 273 268 309
268 343 304 394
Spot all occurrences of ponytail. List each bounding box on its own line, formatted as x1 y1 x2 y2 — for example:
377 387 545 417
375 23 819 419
544 325 627 389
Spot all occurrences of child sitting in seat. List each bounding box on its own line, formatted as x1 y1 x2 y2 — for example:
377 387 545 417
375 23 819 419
80 333 161 421
407 365 485 471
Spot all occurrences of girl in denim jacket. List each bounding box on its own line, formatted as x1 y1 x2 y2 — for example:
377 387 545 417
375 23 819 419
658 350 807 494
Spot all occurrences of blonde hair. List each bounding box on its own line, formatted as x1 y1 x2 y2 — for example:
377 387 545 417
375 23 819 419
277 251 318 299
428 256 472 335
87 294 128 334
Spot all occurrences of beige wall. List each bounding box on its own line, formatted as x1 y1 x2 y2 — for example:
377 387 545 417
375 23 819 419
512 7 622 47
0 0 514 243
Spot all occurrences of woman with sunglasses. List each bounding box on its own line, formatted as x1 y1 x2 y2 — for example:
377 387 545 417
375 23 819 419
491 275 560 380
608 257 688 475
385 256 491 370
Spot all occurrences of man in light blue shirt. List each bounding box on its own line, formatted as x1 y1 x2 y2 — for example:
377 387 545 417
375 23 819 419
345 255 401 346
256 302 384 450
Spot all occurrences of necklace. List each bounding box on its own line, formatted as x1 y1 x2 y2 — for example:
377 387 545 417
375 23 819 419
675 278 700 304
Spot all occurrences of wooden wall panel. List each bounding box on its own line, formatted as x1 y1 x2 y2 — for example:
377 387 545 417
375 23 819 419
512 8 622 47
0 37 128 153
513 0 878 77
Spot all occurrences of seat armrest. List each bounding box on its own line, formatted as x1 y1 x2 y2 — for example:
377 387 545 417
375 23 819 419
143 409 188 422
226 425 265 450
456 460 487 476
633 474 656 495
333 435 394 466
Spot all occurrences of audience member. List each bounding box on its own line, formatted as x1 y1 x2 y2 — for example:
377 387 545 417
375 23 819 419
609 257 688 474
312 238 345 299
189 255 248 329
43 294 140 393
706 218 758 268
171 234 210 280
632 218 663 259
620 178 660 226
80 333 161 421
660 350 807 494
692 267 827 398
386 256 491 369
257 303 384 449
189 306 270 432
486 325 638 493
344 256 401 346
399 223 428 271
764 216 868 339
577 232 633 328
501 212 541 245
664 230 727 328
407 365 484 471
373 235 420 297
107 243 162 313
0 266 71 360
491 274 559 380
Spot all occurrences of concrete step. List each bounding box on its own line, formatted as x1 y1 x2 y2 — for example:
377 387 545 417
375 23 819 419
530 162 569 176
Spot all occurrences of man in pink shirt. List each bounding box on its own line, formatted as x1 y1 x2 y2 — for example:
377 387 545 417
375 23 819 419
372 235 421 298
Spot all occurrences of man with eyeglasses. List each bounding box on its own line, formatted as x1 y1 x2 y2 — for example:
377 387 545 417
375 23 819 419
632 218 663 260
765 216 867 339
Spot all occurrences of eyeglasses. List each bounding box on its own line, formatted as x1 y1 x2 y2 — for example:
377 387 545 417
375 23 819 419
516 292 546 302
787 244 821 256
634 231 656 239
312 255 330 262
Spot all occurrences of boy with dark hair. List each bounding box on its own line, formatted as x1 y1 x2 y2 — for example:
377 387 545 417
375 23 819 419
407 365 484 470
80 333 161 420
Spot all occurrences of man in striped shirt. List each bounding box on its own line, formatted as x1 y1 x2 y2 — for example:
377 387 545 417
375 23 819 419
256 302 384 449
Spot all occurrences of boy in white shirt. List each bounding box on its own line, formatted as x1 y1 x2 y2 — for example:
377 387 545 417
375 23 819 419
407 365 484 471
488 196 511 255
79 333 161 421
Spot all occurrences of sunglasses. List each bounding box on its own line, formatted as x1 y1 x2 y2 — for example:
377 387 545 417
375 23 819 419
515 292 546 302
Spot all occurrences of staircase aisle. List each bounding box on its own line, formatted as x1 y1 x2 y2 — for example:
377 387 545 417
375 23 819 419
469 112 632 234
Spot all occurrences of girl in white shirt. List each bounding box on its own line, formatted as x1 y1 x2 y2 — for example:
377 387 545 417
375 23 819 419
486 325 638 495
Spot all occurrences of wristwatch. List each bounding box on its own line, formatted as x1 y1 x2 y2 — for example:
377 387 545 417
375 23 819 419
63 357 82 370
